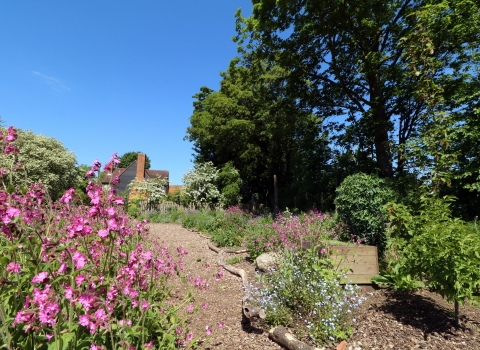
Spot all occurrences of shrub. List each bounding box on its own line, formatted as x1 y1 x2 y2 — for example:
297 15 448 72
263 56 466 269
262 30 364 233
210 206 252 247
334 173 395 252
244 209 345 260
255 247 365 345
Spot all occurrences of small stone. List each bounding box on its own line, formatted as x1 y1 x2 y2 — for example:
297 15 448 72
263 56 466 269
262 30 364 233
255 252 278 271
337 340 348 350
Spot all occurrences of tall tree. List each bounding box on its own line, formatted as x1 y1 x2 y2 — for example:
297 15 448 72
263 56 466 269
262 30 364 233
235 0 480 178
186 57 330 208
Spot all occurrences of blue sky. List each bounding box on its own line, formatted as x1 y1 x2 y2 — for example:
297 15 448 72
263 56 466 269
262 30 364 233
0 1 253 185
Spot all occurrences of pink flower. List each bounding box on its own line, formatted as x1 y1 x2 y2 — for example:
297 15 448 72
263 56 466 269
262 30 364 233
205 263 210 269
185 332 194 341
46 334 54 341
141 300 150 311
187 304 194 313
94 308 107 322
65 286 73 300
177 245 188 255
86 170 95 178
6 262 21 274
201 303 208 310
90 344 101 350
73 251 87 269
206 325 211 336
76 274 86 286
6 126 17 142
58 262 67 274
98 229 109 238
144 341 154 349
176 327 182 334
215 268 224 281
32 271 49 284
4 144 19 155
219 320 225 329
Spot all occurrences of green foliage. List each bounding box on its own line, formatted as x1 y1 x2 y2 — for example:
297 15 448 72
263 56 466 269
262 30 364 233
334 173 395 252
235 0 480 180
256 247 365 345
218 162 242 207
210 206 252 247
226 256 243 265
181 210 222 234
118 151 151 169
382 195 480 305
0 128 78 200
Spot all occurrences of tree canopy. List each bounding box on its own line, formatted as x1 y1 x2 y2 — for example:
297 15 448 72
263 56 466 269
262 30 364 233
118 151 151 169
0 128 79 200
235 0 480 179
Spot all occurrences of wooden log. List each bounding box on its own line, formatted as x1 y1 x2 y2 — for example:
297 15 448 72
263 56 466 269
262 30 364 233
207 241 266 319
268 326 324 350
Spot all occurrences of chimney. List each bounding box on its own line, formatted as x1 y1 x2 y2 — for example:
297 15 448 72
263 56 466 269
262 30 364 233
136 153 146 181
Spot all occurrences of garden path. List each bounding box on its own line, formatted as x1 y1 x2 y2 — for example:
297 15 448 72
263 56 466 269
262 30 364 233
149 223 480 350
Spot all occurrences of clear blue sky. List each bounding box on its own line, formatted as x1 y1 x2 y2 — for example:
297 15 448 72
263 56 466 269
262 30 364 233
0 1 253 185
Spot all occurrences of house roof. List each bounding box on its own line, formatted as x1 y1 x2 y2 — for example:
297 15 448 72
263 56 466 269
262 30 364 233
145 170 169 180
101 168 169 184
102 168 125 184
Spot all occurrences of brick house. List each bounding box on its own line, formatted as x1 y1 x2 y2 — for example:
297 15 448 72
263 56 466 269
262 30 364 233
102 153 169 195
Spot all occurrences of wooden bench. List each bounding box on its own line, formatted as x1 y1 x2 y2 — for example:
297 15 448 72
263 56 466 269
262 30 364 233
328 245 379 292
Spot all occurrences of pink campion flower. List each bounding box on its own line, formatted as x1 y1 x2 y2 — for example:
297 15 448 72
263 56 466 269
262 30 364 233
114 196 123 205
38 302 60 326
202 303 208 310
90 344 101 350
59 188 75 203
94 308 107 322
64 286 73 300
76 274 86 286
73 251 87 269
6 262 21 274
85 169 95 178
132 300 138 308
112 176 120 185
177 245 188 255
144 341 154 349
129 289 139 299
187 304 194 313
92 159 101 171
106 207 116 216
58 262 67 274
176 327 182 335
185 332 194 341
4 144 19 155
98 229 109 239
79 314 90 327
24 295 30 308
78 294 94 311
46 334 54 341
205 263 211 269
215 268 224 281
32 271 49 284
206 325 211 336
6 126 17 142
219 320 225 329
320 248 327 255
108 218 118 231
141 300 150 311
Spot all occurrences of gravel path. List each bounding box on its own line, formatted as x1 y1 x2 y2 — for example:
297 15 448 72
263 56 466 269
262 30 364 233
149 222 480 350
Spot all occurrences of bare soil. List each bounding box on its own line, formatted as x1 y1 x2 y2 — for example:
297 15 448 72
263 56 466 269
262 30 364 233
149 223 480 350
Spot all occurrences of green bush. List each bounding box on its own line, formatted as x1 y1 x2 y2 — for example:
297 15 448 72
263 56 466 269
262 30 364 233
334 173 395 252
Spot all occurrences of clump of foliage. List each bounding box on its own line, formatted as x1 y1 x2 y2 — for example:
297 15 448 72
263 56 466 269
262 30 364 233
210 206 252 247
334 173 395 253
181 209 223 234
218 162 242 207
244 209 346 260
376 196 480 305
0 128 207 349
256 246 365 345
0 127 78 200
118 151 151 169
